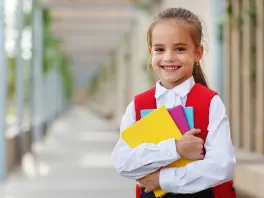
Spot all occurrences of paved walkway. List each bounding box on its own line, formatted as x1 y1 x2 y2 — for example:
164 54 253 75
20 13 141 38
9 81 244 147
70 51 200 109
1 105 134 198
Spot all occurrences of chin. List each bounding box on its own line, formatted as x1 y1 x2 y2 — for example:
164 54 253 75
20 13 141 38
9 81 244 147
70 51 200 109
163 76 181 83
161 75 186 87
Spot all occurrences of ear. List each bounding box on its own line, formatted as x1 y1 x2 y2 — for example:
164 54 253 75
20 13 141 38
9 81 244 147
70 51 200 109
195 45 203 62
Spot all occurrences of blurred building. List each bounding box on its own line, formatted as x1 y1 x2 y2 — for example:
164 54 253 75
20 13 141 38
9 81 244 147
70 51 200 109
1 0 263 197
222 1 264 197
88 0 264 197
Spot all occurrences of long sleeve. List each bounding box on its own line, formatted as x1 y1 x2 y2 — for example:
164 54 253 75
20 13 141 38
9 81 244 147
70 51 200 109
111 101 180 180
159 95 236 194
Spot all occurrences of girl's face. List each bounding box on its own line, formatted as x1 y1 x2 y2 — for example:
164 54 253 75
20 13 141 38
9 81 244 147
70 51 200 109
150 20 203 89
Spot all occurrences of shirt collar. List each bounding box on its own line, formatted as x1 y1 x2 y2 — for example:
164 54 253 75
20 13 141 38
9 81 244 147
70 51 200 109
155 76 195 99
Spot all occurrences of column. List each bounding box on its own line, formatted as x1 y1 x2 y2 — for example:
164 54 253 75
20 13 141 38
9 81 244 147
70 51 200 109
0 0 7 181
130 19 150 97
230 0 242 148
255 0 264 153
115 40 127 123
15 0 25 153
32 5 44 142
242 0 252 150
103 60 113 116
222 0 232 118
212 0 226 97
106 54 117 116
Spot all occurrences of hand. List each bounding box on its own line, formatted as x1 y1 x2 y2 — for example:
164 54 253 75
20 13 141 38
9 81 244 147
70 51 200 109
137 182 144 188
136 170 161 193
176 128 204 160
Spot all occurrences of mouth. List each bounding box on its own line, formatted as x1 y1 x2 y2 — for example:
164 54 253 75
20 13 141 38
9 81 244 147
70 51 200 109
160 65 181 72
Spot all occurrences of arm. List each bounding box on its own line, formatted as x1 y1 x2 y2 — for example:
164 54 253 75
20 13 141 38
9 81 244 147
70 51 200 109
111 101 180 180
159 95 236 194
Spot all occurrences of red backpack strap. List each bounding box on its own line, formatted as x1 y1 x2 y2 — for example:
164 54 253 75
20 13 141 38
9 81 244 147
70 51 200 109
136 185 141 198
134 87 156 198
134 87 157 121
186 84 236 198
185 83 216 141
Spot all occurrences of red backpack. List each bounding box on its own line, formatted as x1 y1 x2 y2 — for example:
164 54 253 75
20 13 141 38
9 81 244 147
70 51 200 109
134 84 236 198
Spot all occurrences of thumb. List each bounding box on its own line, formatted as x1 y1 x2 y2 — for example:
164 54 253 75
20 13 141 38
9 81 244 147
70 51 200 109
137 182 144 188
185 128 201 136
144 188 151 193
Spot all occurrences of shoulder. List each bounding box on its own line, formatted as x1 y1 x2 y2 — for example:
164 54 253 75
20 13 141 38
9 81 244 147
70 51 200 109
187 84 217 106
122 87 156 122
196 85 222 111
122 100 135 117
134 87 156 100
193 83 217 98
126 100 135 111
120 100 135 132
210 95 226 114
134 87 156 108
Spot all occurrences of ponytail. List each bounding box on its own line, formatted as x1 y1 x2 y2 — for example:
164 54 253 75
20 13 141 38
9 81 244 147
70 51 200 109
192 62 208 87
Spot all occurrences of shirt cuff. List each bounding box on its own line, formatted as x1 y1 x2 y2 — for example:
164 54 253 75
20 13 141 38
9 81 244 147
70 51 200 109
159 168 176 193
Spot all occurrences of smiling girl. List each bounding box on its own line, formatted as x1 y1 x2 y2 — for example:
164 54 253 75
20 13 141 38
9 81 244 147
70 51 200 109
112 7 236 198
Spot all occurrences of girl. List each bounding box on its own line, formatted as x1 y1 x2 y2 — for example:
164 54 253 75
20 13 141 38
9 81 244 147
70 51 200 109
111 7 236 198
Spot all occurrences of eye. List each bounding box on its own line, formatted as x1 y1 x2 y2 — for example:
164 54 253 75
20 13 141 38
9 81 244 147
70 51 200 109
176 47 186 52
154 48 164 52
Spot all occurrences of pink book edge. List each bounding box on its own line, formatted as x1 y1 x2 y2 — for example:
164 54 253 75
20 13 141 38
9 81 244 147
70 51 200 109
168 105 190 134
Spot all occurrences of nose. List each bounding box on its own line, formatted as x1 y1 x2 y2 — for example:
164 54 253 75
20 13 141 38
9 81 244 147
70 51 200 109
164 51 174 62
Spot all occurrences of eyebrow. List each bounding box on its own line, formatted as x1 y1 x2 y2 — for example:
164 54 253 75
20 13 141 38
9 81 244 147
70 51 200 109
152 42 188 47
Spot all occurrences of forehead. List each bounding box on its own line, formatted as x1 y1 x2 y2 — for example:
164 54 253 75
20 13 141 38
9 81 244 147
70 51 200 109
151 20 193 45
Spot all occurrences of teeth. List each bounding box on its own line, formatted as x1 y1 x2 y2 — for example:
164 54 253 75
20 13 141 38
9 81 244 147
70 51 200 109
163 66 178 70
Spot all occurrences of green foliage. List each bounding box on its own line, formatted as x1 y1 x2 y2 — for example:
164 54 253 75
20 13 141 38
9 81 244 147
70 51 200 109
41 8 73 98
221 0 257 83
24 12 32 27
42 9 62 75
135 3 153 13
217 22 223 43
134 1 161 14
226 0 232 18
7 0 74 105
87 74 100 96
58 55 73 99
220 0 257 43
7 56 16 101
249 0 257 27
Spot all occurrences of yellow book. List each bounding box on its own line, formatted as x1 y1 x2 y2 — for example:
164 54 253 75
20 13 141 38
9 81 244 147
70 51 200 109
121 105 194 197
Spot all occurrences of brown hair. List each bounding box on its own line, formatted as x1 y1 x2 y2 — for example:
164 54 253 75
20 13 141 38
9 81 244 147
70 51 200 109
147 7 208 87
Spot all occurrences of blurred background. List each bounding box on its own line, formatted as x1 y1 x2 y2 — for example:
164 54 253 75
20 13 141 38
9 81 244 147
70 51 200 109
0 0 262 197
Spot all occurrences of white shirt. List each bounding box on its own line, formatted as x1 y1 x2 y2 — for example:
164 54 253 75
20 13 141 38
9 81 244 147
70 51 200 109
111 76 236 194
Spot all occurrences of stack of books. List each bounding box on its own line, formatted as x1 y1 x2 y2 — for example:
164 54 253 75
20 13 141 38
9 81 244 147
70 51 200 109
121 105 195 197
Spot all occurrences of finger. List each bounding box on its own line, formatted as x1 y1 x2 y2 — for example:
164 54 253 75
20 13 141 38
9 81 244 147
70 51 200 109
198 138 204 144
137 182 145 188
197 144 203 150
137 178 145 184
198 154 204 160
193 137 204 145
144 188 152 193
185 128 201 136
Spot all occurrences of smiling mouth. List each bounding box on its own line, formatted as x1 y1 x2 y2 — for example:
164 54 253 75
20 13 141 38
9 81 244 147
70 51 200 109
160 65 181 72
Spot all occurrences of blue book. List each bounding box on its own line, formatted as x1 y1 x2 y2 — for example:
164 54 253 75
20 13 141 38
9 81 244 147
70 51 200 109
183 107 194 129
140 107 194 130
140 109 154 118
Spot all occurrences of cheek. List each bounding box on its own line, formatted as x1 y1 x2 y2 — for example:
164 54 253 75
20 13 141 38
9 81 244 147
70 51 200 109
181 54 195 67
151 55 161 66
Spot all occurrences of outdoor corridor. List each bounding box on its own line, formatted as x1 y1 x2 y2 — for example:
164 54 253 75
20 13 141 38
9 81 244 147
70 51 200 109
1 106 134 198
1 0 264 197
